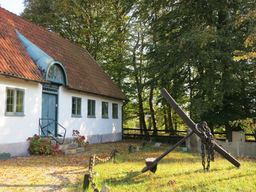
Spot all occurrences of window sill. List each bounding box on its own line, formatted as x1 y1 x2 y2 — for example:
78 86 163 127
87 116 96 118
71 115 82 118
5 113 25 116
113 117 119 119
102 116 109 119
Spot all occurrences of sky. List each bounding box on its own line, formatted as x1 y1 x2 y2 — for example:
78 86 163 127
0 0 25 15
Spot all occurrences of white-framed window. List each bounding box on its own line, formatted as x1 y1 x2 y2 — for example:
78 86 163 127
102 101 108 118
88 99 96 117
6 87 25 116
72 97 81 117
112 103 118 119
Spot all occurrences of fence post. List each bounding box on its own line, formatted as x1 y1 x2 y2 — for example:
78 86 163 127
128 144 132 153
83 174 90 190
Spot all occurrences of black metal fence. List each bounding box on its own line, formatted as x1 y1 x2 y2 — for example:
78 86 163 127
123 128 187 143
123 128 255 142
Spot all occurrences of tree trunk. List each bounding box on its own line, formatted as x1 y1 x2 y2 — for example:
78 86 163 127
225 123 233 142
168 106 174 134
149 82 157 135
148 117 152 131
133 33 149 139
140 119 143 135
163 104 169 133
139 94 149 138
188 64 193 119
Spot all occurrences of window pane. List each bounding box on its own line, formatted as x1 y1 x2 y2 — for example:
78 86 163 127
6 89 14 112
8 89 14 97
102 102 108 117
56 66 63 82
9 96 13 105
16 90 24 113
72 98 76 115
88 100 91 116
16 105 22 112
112 103 118 118
105 103 108 116
47 66 54 79
17 90 23 98
7 104 13 112
102 102 104 115
112 104 114 117
77 98 81 115
92 100 95 116
88 100 95 116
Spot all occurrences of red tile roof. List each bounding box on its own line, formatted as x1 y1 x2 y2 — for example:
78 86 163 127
0 10 46 82
0 8 128 100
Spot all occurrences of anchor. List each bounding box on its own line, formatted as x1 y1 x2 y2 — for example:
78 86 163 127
142 88 241 173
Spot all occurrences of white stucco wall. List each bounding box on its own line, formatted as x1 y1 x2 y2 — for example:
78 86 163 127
0 76 42 144
58 86 123 141
0 76 124 155
0 76 42 156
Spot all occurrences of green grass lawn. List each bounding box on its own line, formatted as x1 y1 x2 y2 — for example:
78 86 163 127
77 142 256 192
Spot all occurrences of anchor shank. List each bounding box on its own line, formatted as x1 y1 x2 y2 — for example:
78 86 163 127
154 130 194 163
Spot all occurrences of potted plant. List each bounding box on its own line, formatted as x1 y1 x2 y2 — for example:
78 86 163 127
0 152 11 160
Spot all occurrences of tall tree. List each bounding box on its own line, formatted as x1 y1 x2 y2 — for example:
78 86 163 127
22 0 107 60
146 0 256 141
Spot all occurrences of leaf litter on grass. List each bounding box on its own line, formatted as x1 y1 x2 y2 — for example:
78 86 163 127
0 140 136 192
1 140 256 192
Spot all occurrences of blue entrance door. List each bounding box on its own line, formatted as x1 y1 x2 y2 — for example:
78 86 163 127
42 93 57 137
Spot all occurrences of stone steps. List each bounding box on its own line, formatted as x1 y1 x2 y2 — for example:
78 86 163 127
58 143 78 150
50 137 84 155
62 147 84 155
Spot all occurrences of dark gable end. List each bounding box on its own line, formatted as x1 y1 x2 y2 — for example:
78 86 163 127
0 7 128 101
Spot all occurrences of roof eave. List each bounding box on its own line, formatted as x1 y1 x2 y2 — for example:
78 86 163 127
66 86 129 101
0 72 49 84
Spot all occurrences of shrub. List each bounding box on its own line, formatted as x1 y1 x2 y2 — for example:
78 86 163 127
27 134 62 155
72 130 89 147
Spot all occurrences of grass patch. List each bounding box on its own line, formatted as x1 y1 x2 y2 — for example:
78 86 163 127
77 142 256 192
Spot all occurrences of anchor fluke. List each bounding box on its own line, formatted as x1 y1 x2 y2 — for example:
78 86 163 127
142 158 157 173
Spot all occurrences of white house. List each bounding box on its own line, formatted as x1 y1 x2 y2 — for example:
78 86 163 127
0 8 128 157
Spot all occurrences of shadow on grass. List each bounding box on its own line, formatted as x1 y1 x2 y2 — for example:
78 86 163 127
102 171 144 187
159 169 254 191
120 151 200 164
147 165 240 178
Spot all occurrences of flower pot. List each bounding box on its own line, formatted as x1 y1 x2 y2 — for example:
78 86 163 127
0 153 11 160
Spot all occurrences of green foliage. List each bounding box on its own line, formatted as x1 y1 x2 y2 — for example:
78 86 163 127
145 0 256 134
27 134 62 155
230 118 256 133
